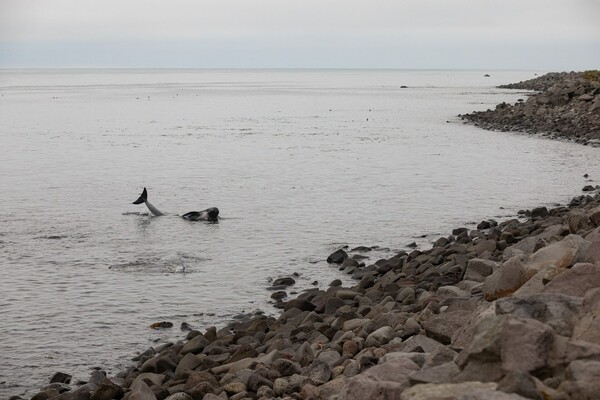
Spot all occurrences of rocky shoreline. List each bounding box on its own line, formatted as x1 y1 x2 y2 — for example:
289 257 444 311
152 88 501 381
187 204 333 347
20 73 600 400
460 71 600 145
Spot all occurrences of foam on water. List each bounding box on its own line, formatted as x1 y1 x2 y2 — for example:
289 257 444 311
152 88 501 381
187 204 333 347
1 69 599 397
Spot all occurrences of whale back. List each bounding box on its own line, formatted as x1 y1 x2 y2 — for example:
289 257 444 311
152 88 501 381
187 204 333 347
182 207 219 222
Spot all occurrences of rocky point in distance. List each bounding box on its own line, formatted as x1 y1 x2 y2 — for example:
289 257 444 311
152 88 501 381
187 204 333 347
460 70 600 145
20 71 600 400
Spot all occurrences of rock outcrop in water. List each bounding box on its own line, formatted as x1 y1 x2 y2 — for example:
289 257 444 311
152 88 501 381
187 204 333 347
460 71 600 145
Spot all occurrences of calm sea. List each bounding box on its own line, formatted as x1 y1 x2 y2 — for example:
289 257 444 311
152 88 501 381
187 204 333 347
1 69 598 396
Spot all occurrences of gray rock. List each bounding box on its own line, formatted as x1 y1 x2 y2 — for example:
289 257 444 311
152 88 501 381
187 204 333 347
496 293 582 336
457 315 555 374
365 326 394 347
400 382 497 400
179 334 209 355
561 359 600 399
164 394 192 400
408 361 460 384
482 255 526 301
464 258 499 282
339 358 420 400
497 371 542 400
90 378 124 400
423 310 472 345
128 380 157 400
304 359 331 383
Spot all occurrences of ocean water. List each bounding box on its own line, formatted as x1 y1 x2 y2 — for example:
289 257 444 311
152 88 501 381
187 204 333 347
1 69 599 397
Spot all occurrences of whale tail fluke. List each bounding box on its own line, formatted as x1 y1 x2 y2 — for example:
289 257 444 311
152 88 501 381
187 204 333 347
132 187 148 205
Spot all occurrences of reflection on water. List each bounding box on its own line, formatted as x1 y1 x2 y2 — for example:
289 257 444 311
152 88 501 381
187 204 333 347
1 69 599 397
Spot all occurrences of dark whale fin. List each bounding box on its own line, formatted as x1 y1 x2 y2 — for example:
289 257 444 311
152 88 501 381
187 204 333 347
132 187 148 204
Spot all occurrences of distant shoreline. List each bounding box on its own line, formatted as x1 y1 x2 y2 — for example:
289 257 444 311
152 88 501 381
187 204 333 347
460 70 600 146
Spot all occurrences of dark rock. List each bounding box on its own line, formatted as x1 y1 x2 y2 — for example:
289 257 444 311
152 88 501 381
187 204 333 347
530 207 549 218
180 322 192 331
351 246 372 252
272 277 296 286
283 298 316 312
329 279 342 287
327 249 348 264
270 291 287 300
273 359 302 377
149 321 174 329
50 372 72 384
476 219 498 230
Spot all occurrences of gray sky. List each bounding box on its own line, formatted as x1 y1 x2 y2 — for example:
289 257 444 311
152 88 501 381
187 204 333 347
1 0 599 69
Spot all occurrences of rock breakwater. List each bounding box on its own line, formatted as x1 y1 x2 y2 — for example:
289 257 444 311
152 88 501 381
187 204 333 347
460 71 600 145
22 188 600 400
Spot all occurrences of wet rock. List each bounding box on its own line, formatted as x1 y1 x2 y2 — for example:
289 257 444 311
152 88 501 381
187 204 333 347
149 321 174 329
477 219 498 230
327 249 348 264
530 207 549 219
272 277 296 286
50 372 72 384
270 290 287 300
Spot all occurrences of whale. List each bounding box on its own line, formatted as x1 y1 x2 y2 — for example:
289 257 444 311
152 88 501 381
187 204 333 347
132 187 219 222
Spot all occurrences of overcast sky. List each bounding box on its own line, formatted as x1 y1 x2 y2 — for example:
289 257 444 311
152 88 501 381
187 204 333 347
1 0 599 69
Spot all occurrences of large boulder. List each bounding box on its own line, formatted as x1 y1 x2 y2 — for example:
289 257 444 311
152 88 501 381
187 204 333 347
482 255 526 301
457 315 555 374
464 258 499 282
495 293 583 336
423 310 473 345
543 263 600 297
338 358 420 400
